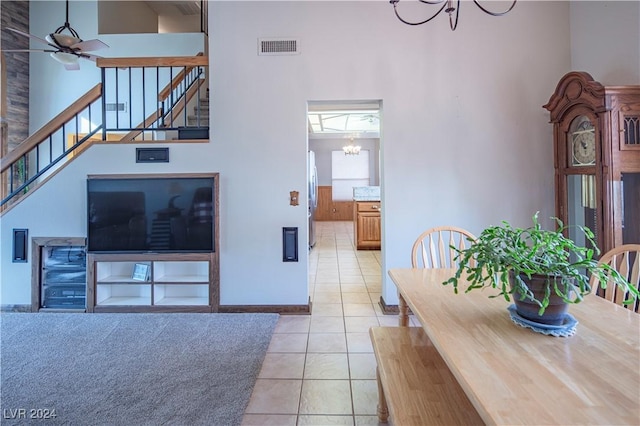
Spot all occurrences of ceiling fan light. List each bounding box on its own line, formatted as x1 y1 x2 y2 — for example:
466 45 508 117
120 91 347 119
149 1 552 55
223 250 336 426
46 33 81 48
50 51 78 65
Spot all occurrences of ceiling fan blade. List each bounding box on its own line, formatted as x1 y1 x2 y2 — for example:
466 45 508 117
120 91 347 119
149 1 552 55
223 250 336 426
78 53 102 62
71 39 109 52
1 48 57 53
6 27 57 49
64 62 81 71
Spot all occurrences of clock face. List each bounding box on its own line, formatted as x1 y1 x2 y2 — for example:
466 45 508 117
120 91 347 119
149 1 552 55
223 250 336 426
570 117 596 166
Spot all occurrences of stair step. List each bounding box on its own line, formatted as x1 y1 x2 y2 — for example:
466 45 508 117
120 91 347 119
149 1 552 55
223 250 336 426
187 120 209 127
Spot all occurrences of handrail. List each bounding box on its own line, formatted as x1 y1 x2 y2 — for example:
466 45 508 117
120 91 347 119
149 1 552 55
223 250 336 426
158 52 204 102
0 83 102 173
96 55 208 69
162 81 202 124
1 127 102 209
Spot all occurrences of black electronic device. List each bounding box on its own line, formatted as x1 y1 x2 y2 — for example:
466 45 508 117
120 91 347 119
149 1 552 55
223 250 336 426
282 227 298 262
87 176 215 253
12 229 28 262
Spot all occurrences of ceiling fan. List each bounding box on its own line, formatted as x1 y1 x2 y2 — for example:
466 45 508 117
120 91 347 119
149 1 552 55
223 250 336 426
3 0 109 70
359 113 379 123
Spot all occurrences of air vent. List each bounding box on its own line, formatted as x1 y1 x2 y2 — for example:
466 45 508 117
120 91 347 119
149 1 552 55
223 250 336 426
105 102 127 112
258 38 300 56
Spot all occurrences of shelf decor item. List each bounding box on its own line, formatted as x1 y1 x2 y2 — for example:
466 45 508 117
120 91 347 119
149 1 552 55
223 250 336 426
132 263 150 281
444 212 640 331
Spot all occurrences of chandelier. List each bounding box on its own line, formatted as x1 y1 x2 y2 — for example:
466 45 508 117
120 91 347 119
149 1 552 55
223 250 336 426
389 0 517 31
343 138 361 155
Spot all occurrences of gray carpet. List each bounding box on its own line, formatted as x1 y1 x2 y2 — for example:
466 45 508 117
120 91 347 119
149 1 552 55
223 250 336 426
0 312 279 426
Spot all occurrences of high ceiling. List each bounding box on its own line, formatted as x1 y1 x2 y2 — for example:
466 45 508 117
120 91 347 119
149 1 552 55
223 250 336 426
144 1 202 17
98 0 205 34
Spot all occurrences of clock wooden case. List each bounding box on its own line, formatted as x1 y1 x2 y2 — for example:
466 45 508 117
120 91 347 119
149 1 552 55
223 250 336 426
544 71 640 253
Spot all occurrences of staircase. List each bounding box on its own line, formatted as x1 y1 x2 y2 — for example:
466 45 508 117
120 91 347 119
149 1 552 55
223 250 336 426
1 54 209 210
188 89 209 128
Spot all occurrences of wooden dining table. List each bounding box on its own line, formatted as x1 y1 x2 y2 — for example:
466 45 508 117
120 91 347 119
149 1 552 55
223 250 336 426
388 268 640 426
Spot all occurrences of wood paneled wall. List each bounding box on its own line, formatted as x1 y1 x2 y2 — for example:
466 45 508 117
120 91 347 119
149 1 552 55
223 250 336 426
1 0 29 152
315 186 353 221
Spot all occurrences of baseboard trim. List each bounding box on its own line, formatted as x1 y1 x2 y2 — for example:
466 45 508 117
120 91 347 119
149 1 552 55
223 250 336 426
0 304 32 312
2 304 312 314
218 302 311 314
378 296 399 315
93 305 213 313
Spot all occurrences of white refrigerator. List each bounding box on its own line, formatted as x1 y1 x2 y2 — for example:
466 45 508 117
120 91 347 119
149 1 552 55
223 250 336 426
308 150 318 248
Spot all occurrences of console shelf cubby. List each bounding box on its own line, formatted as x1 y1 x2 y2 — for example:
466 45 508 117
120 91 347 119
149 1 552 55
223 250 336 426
87 253 216 313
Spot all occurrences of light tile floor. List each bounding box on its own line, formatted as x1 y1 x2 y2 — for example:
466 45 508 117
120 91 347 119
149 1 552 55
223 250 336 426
242 221 402 426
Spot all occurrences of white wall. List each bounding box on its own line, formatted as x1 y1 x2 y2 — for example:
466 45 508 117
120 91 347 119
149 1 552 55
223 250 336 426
570 1 640 85
3 1 638 308
209 0 570 306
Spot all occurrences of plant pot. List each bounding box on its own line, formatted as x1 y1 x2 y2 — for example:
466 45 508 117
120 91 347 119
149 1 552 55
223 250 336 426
508 271 570 326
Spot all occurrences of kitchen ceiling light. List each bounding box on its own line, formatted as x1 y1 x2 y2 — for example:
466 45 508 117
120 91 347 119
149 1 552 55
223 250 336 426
389 0 517 31
343 138 361 156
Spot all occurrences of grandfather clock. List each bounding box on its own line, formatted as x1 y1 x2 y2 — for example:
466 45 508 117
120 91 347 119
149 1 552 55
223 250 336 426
544 71 640 254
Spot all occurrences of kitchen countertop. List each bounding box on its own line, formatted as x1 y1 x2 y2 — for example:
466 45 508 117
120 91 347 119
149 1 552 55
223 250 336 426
353 186 380 201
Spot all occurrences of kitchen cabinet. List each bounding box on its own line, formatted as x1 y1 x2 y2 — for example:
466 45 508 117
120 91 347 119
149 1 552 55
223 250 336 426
354 201 381 249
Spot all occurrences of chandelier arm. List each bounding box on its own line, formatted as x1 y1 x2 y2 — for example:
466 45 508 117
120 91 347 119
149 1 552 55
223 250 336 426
449 0 460 31
473 0 517 17
391 1 448 26
418 0 446 4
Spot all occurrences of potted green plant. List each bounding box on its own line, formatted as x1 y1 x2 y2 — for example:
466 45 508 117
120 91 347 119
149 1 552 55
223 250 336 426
444 212 639 327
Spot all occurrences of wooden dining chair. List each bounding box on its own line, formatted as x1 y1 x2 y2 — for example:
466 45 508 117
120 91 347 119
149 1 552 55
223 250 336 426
589 244 640 313
411 226 476 268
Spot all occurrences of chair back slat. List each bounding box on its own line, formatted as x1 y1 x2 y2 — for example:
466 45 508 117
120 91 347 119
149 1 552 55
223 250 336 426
590 244 640 313
437 232 447 268
411 226 476 269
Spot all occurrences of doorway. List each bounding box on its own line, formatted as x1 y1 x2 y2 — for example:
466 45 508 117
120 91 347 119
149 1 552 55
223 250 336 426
306 100 383 299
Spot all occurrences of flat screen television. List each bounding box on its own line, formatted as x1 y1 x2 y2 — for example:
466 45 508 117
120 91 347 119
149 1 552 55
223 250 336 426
87 175 215 253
